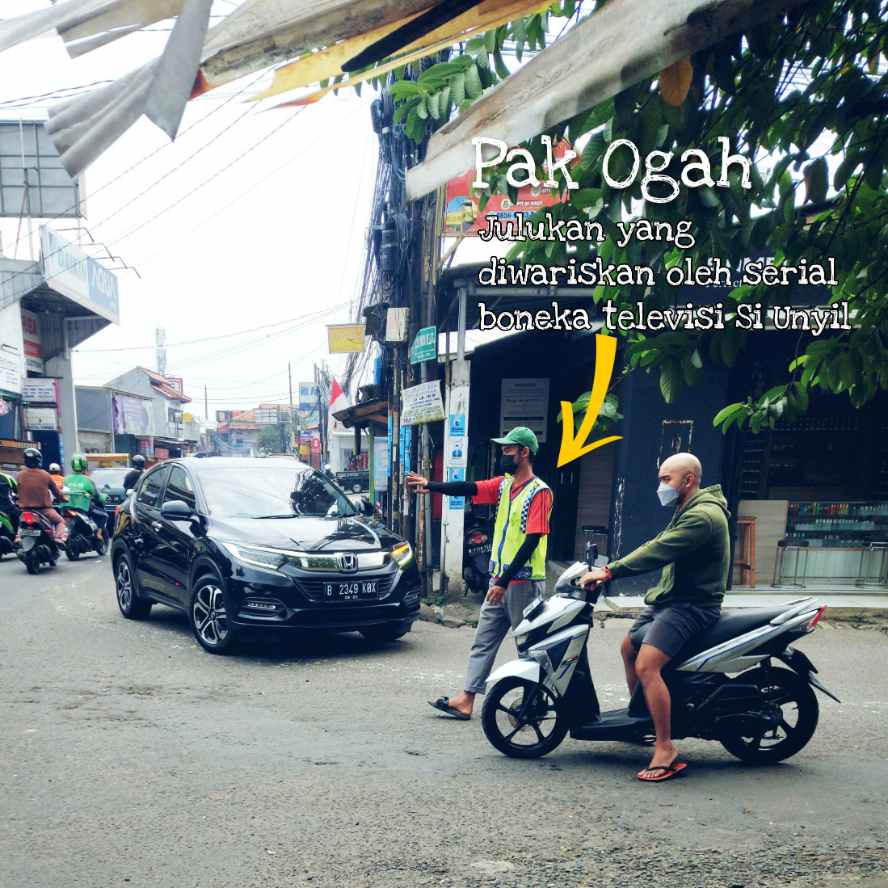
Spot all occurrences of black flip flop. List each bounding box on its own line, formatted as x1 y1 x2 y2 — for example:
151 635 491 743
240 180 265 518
429 697 471 720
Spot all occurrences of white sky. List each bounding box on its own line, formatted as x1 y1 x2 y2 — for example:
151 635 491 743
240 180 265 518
0 0 389 420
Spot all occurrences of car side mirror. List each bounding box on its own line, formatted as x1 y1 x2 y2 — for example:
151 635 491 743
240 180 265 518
161 499 194 521
359 495 374 517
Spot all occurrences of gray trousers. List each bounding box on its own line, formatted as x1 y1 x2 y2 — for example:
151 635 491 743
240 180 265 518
464 579 544 695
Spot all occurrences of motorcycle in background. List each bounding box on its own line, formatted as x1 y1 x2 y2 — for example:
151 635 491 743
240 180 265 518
16 509 61 574
463 512 492 595
0 510 16 559
62 506 107 560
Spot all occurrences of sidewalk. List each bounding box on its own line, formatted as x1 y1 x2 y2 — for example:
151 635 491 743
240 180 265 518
420 567 888 629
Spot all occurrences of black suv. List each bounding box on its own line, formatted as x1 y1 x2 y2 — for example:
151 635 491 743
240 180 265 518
110 457 421 654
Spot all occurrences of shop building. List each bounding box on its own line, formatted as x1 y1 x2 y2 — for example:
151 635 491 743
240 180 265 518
75 384 155 455
432 265 888 596
1 226 120 469
103 367 198 459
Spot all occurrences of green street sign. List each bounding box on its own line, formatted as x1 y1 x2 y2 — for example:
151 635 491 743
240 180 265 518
409 325 437 364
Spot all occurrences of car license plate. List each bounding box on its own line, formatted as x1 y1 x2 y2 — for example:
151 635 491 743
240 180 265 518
324 581 378 601
21 529 41 536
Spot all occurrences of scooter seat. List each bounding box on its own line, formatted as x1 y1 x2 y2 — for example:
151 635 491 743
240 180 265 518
678 606 788 658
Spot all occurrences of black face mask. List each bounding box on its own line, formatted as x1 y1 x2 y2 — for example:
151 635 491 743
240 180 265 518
498 453 518 474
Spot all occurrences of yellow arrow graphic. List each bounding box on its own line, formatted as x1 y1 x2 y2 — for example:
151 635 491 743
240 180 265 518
557 334 623 468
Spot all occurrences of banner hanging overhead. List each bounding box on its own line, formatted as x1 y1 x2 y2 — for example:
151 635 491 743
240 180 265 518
327 324 366 354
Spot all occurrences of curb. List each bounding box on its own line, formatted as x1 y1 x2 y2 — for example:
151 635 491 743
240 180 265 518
419 601 888 630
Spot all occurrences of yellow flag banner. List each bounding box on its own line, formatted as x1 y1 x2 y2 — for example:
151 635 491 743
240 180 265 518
252 0 550 106
327 324 367 354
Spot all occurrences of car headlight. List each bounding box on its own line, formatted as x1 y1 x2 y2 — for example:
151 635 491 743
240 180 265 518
220 542 288 572
390 542 413 568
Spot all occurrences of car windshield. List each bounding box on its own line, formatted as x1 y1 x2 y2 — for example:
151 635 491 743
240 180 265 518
92 468 129 488
198 464 358 519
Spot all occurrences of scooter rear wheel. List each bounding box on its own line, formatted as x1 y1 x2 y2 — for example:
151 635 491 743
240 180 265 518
719 666 818 764
482 677 567 759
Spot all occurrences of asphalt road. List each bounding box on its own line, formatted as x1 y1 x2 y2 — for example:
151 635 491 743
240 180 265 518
1 554 887 888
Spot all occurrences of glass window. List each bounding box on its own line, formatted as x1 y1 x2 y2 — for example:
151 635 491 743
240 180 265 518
197 464 357 520
137 465 170 509
164 466 196 510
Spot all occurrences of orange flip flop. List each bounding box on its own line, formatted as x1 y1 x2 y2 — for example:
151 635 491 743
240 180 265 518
637 761 688 782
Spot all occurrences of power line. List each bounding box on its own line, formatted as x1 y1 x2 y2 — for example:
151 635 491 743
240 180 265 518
0 69 269 268
75 302 348 352
109 106 307 248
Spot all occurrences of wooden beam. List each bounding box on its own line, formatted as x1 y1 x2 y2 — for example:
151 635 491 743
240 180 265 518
406 0 812 200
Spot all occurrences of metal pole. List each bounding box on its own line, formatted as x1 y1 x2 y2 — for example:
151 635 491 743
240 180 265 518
368 427 376 503
287 363 295 455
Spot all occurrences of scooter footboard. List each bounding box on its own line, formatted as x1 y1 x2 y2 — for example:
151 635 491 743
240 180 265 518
484 659 540 693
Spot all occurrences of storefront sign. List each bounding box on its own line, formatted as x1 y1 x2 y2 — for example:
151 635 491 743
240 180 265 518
327 324 366 354
113 394 152 436
22 378 57 404
25 406 58 431
373 437 388 493
298 382 320 429
409 326 437 364
443 141 573 237
401 380 446 426
0 303 24 395
500 378 549 443
21 309 43 374
40 226 120 324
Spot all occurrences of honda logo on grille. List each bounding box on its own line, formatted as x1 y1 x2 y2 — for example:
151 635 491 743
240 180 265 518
339 553 357 572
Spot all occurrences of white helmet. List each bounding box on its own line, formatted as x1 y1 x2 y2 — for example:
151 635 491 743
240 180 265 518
49 463 61 474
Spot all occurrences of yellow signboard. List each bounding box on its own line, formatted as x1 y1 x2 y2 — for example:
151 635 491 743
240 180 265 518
182 412 194 423
327 324 366 354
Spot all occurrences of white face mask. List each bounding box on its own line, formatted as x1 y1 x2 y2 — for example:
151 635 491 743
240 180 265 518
657 481 680 507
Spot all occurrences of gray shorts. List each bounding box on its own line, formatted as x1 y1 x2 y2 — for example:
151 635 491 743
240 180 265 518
628 601 721 659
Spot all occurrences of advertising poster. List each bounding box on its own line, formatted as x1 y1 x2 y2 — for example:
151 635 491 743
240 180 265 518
401 380 446 426
500 378 549 443
0 303 24 395
443 141 573 237
113 394 153 436
298 382 320 429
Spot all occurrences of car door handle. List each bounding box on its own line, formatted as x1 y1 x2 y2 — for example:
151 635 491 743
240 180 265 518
151 521 163 532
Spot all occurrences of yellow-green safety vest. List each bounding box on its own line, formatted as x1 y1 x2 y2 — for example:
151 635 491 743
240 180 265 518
489 475 552 582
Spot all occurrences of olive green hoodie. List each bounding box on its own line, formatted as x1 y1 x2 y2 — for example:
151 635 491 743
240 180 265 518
608 484 731 606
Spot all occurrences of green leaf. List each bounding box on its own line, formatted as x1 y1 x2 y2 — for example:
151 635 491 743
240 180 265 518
713 402 745 429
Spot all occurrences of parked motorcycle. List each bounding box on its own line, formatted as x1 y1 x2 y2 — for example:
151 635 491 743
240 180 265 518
62 507 107 560
16 510 60 574
462 512 492 595
482 534 837 764
0 510 16 559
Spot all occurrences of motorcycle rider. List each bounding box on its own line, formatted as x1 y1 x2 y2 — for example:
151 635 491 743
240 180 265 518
123 454 146 492
15 448 67 542
0 469 19 535
407 427 553 721
48 463 66 497
581 452 729 782
64 455 108 541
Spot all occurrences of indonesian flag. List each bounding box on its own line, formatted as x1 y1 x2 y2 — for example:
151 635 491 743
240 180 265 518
329 378 350 415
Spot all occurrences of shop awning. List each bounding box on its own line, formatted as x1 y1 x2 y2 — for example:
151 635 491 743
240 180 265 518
333 398 388 433
405 0 810 199
436 261 603 334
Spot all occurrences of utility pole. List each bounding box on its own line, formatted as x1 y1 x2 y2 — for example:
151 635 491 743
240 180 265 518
288 362 295 455
155 328 167 377
204 385 208 423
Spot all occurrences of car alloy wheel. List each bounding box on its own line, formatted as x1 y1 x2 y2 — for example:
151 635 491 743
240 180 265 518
116 559 133 611
192 582 230 649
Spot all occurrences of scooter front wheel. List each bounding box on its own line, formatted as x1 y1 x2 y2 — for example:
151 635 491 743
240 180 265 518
482 677 568 759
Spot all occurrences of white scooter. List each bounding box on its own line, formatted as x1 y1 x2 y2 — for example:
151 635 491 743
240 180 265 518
481 535 838 763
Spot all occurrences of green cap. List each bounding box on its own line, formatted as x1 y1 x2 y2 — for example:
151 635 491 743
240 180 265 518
491 426 539 455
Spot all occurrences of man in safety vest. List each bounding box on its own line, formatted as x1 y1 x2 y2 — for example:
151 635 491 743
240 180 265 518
407 426 553 720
